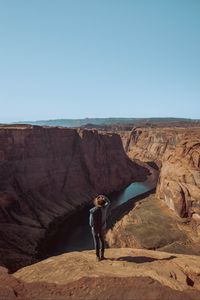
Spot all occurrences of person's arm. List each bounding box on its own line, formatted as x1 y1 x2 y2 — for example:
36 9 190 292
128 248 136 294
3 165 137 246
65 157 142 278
89 211 94 227
104 197 110 207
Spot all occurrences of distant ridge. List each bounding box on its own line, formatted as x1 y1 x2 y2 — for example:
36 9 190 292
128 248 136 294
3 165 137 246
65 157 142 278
12 117 199 128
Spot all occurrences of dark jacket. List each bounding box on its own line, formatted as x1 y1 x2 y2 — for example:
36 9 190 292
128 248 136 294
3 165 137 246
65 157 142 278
89 198 110 232
89 206 102 232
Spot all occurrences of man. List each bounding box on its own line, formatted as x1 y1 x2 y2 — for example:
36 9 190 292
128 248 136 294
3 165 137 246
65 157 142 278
89 195 110 261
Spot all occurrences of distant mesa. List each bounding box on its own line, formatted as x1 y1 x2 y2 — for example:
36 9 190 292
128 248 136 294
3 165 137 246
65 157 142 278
10 117 200 128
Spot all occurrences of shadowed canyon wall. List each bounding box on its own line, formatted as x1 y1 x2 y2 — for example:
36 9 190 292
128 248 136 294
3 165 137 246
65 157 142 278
0 125 148 271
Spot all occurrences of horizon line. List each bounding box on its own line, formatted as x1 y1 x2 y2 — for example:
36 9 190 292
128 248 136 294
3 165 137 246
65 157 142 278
1 116 199 124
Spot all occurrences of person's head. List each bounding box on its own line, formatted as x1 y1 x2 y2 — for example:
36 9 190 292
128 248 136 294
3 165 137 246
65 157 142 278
94 195 106 207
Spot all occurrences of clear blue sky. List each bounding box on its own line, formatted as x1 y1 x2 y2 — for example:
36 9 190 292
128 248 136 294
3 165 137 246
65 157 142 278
0 0 199 122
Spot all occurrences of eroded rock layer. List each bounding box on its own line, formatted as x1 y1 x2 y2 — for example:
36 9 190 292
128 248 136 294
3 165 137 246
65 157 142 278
0 125 148 271
125 127 186 162
123 127 200 219
157 137 200 218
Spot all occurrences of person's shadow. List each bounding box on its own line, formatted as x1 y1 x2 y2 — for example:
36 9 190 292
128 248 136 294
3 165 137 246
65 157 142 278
107 255 176 263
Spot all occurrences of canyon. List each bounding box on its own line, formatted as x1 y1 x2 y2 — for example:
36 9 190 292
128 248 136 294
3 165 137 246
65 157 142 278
0 124 149 271
0 123 200 299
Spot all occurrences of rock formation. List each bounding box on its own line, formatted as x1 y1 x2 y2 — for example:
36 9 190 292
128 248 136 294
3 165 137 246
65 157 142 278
123 127 200 219
157 137 200 219
0 125 149 271
125 127 186 162
106 194 200 255
8 248 200 300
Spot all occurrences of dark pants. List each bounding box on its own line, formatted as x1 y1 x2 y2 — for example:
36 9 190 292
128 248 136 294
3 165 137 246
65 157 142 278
91 228 105 258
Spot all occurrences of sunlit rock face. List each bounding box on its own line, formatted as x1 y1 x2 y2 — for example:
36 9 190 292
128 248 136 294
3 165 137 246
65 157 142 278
122 126 200 219
1 249 200 299
125 127 184 162
157 138 200 218
0 125 148 271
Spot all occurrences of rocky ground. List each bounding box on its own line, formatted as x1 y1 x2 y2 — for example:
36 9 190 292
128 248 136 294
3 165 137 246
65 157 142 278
106 194 200 255
1 248 197 300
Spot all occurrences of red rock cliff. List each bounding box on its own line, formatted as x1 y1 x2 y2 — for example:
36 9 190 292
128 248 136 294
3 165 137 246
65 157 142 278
123 126 200 219
156 136 200 218
0 125 148 271
125 127 186 162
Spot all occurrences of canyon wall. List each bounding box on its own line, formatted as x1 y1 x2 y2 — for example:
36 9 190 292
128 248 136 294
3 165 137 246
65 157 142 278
125 127 185 162
0 125 148 271
156 137 200 218
122 127 200 219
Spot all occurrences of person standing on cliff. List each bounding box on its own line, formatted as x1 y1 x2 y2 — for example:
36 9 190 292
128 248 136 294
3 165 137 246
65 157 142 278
89 195 110 261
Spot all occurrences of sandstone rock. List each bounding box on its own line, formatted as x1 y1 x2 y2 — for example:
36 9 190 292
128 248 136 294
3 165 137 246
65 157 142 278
122 127 200 220
0 266 19 299
157 138 200 218
106 194 200 255
125 127 191 163
12 248 200 299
